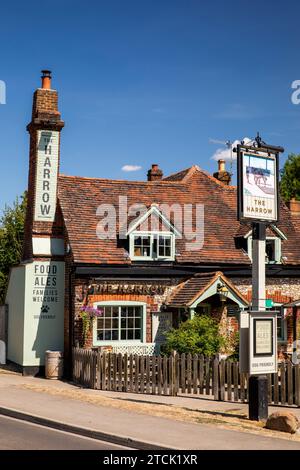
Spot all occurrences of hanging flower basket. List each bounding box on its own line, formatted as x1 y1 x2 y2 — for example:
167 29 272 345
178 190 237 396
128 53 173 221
80 306 103 344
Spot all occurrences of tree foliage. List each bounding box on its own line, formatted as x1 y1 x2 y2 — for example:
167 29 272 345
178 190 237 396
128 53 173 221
0 192 27 303
163 314 226 356
280 154 300 202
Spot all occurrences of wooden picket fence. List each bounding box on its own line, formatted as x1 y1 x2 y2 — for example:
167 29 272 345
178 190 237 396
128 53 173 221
72 348 300 406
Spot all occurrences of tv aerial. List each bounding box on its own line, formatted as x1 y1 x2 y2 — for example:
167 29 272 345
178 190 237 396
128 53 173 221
209 138 234 175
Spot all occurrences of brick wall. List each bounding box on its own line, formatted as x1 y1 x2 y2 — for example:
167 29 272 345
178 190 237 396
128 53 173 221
72 281 178 348
22 86 64 261
70 276 300 353
234 277 300 302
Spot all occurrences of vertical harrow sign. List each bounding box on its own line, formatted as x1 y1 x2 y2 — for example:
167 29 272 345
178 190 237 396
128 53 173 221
238 134 284 421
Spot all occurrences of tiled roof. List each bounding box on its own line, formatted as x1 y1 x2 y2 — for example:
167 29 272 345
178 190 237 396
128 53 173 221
168 271 249 307
57 166 300 265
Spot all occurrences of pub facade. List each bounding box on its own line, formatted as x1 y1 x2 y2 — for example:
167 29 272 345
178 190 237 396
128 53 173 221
5 71 300 375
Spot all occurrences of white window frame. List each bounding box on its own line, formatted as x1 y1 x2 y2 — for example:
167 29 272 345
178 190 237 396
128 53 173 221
275 306 287 343
129 231 175 261
247 236 281 264
266 304 286 343
92 301 147 346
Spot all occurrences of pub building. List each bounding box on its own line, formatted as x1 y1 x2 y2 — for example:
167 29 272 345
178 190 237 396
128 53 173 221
4 71 300 375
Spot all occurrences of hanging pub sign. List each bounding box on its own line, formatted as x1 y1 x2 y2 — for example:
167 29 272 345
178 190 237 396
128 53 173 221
237 146 279 223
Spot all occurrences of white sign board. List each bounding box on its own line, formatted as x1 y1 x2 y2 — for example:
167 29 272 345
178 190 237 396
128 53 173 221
152 312 173 344
249 312 277 375
34 130 59 222
23 261 65 365
240 152 278 222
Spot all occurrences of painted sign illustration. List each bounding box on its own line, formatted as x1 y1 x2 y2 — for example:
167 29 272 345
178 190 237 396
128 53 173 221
239 152 278 222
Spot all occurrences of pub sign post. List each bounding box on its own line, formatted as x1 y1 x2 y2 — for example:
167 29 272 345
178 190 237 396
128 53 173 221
237 135 284 421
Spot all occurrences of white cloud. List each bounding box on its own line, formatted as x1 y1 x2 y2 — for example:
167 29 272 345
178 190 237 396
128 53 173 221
213 104 254 120
211 137 253 161
152 107 165 113
122 165 142 172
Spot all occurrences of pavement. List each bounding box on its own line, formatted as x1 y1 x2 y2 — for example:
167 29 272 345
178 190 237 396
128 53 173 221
1 369 300 450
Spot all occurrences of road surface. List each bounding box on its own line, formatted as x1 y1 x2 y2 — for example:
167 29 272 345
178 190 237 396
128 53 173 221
0 415 131 450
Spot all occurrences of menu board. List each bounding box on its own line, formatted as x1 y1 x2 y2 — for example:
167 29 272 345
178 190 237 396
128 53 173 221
254 319 273 356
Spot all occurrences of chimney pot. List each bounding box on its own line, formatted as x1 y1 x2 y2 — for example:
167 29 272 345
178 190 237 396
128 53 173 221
287 197 300 216
218 159 226 172
147 163 163 181
41 69 52 89
213 159 231 185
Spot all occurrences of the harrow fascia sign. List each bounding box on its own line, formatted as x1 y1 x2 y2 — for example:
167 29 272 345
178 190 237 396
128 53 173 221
237 148 279 223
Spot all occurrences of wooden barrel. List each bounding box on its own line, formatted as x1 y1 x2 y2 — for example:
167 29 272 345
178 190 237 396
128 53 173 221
45 351 64 379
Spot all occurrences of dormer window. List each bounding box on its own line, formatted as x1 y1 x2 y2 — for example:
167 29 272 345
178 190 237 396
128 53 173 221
131 232 175 260
126 205 180 262
265 239 277 263
247 236 282 264
239 224 287 265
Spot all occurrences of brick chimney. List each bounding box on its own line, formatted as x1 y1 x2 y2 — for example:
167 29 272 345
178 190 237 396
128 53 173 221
147 164 163 181
287 197 300 216
213 159 231 185
23 70 65 261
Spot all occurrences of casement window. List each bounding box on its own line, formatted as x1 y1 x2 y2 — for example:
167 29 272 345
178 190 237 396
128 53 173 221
265 239 279 263
247 236 282 264
126 206 180 262
130 232 175 261
268 306 286 342
93 302 146 345
277 315 285 342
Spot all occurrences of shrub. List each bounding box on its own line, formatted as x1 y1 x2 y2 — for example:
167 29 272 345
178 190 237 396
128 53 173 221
163 314 226 356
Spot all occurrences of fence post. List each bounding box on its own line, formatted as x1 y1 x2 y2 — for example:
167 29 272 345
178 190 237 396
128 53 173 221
124 353 128 392
97 352 101 390
219 359 225 401
287 361 293 406
72 348 76 382
280 361 286 405
205 357 210 395
295 364 300 407
180 353 186 394
227 360 232 401
213 357 219 400
187 353 192 394
193 354 198 394
170 351 177 396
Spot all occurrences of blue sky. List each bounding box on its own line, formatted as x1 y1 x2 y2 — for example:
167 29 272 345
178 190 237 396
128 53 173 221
0 0 300 209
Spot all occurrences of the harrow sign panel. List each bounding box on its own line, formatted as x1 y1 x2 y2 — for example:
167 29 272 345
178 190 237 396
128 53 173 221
34 130 59 222
238 151 279 222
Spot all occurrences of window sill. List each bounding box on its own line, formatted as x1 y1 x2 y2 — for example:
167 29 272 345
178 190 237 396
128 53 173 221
131 257 175 262
93 340 144 347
